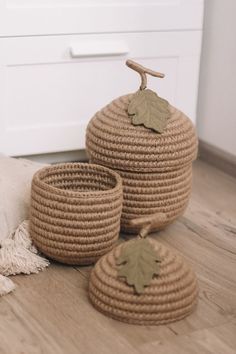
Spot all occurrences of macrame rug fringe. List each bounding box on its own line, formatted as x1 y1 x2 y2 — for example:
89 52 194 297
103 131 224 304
0 220 49 296
0 275 15 296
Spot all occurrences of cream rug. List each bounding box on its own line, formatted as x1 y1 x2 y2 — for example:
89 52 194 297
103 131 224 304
0 220 49 296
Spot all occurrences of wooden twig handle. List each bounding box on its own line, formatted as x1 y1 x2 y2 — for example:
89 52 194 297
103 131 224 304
126 59 165 90
130 213 167 238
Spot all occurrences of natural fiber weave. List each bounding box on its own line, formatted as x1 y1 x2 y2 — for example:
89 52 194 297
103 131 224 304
118 164 192 233
86 94 198 232
86 94 198 173
89 239 198 325
30 163 123 265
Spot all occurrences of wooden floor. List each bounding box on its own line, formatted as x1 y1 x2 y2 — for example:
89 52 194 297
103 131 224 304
1 159 236 354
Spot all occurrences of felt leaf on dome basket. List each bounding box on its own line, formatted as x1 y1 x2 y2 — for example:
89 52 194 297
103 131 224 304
128 89 170 133
116 238 161 294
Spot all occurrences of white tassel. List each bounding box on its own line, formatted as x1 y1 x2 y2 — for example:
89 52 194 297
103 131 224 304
0 275 15 296
0 220 49 277
12 220 35 251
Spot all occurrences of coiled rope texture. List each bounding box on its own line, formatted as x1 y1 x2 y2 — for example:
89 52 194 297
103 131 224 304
89 239 198 325
86 94 198 232
30 163 123 265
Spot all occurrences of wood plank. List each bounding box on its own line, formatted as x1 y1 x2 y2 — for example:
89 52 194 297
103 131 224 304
141 322 236 354
0 265 138 354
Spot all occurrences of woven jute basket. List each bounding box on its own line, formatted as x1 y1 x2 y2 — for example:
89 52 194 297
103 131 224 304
86 61 198 233
30 163 123 265
117 164 192 233
89 215 198 325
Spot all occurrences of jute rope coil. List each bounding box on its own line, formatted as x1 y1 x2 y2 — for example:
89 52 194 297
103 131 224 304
89 238 198 325
86 92 198 232
86 94 198 173
30 163 123 265
118 164 192 233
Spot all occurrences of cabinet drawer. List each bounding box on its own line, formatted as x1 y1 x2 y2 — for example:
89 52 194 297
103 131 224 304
0 0 204 37
0 31 202 156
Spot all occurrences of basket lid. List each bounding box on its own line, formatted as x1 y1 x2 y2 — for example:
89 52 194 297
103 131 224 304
86 60 198 173
89 213 198 325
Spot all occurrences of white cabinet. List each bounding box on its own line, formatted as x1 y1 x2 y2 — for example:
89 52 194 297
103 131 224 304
0 0 204 36
0 0 204 157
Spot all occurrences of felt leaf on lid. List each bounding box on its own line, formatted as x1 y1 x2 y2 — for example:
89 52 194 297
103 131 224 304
116 239 161 294
128 89 170 133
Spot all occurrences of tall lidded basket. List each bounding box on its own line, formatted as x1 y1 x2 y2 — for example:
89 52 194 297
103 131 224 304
86 60 198 233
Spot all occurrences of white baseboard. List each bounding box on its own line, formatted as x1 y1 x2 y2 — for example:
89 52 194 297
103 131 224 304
18 150 88 164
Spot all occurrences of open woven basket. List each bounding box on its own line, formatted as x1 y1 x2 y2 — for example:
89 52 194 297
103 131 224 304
86 60 198 233
30 163 123 265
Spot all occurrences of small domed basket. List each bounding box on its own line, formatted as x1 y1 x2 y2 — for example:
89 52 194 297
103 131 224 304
86 60 198 233
89 215 198 325
30 163 123 265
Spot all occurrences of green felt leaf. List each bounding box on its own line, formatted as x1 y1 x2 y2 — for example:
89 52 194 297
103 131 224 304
128 89 170 133
116 239 161 294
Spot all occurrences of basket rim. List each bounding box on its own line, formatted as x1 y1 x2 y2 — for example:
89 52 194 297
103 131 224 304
32 162 122 198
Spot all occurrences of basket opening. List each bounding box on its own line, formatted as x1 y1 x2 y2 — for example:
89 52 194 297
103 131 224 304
41 166 118 193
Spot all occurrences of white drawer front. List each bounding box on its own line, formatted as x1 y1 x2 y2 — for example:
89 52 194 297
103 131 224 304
0 31 202 156
0 0 204 36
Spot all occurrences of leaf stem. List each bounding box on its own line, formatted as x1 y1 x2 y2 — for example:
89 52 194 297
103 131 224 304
126 59 165 90
138 224 151 239
130 212 167 239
